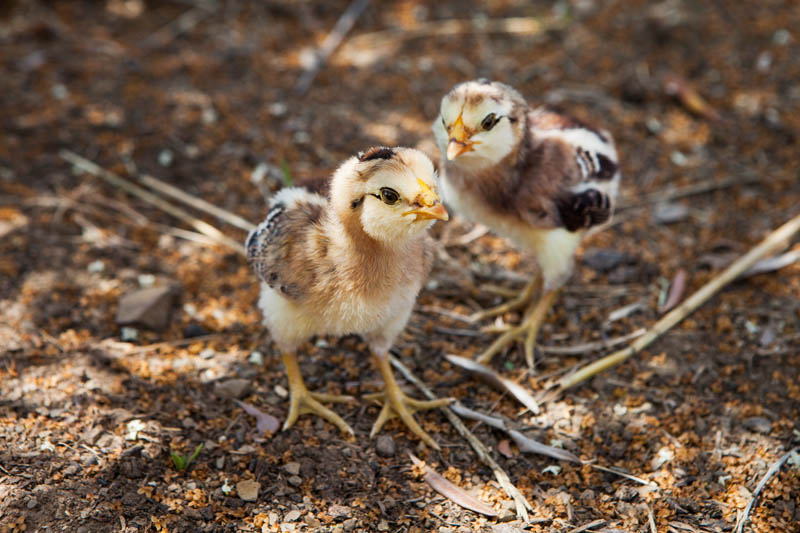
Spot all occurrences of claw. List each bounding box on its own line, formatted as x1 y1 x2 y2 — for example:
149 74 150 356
282 352 355 436
369 353 452 450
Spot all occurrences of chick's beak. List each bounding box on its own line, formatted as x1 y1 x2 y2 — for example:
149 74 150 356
446 113 477 160
403 178 449 222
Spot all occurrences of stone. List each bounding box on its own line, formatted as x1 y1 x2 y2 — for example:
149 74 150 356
283 462 301 476
328 504 351 520
284 510 301 522
343 518 358 532
375 435 396 457
288 475 302 487
214 378 251 399
742 416 771 434
116 285 178 331
236 480 260 501
582 248 636 272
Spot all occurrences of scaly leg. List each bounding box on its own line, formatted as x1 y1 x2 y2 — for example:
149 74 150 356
475 288 560 369
365 351 452 450
282 352 355 436
470 273 541 323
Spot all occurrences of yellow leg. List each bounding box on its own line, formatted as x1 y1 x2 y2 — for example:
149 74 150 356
282 352 355 436
366 352 452 450
470 274 541 323
475 288 560 369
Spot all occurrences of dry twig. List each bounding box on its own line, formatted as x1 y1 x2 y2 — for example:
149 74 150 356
139 174 256 232
560 212 800 389
537 328 646 355
618 175 761 210
59 150 246 254
294 0 370 94
734 447 799 533
389 354 533 522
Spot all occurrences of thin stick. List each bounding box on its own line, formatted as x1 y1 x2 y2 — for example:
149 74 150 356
735 447 799 533
346 16 563 50
589 463 657 487
560 212 800 389
567 519 606 533
618 175 761 210
537 328 646 355
139 174 256 232
59 150 245 255
647 504 657 533
389 354 533 522
294 0 370 95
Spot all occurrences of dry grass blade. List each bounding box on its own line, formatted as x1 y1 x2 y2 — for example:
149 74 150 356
647 504 657 533
567 519 606 533
408 453 497 517
537 328 646 355
560 211 800 390
734 446 799 533
139 174 256 232
389 355 533 520
59 150 246 255
618 175 761 210
742 249 800 278
234 400 280 434
294 0 370 94
588 463 657 487
445 354 539 414
450 403 581 464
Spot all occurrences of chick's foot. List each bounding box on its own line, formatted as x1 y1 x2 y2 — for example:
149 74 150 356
282 352 355 436
366 353 451 450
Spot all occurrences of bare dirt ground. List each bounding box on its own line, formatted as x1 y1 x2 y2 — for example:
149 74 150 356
1 1 799 532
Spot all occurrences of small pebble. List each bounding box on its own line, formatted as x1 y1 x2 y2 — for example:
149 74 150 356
284 462 301 476
183 323 208 338
87 260 105 273
120 327 139 342
158 149 174 167
287 475 302 487
137 273 156 288
236 479 260 501
215 456 224 469
214 378 251 399
248 351 264 365
200 348 215 360
274 385 288 398
743 416 771 434
284 510 301 522
375 435 396 458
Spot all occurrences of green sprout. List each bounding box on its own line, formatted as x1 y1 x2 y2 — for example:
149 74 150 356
280 158 294 187
170 443 203 472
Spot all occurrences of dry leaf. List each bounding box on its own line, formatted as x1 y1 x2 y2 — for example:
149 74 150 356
497 439 514 458
408 453 497 516
659 268 688 313
234 400 280 434
445 354 539 414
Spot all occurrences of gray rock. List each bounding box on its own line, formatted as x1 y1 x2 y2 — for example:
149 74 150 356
236 480 260 501
287 475 302 487
283 462 301 476
213 378 251 399
284 510 301 522
375 435 396 458
742 416 771 434
116 285 178 330
582 248 636 272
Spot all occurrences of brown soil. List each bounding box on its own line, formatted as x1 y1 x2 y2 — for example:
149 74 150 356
1 1 798 532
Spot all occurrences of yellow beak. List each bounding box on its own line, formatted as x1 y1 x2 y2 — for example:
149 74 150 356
445 112 478 160
403 178 449 222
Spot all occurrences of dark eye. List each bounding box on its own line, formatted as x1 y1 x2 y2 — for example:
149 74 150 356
379 187 400 205
481 113 499 130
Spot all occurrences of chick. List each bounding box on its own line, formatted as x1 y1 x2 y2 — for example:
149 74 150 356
246 147 450 449
432 80 620 367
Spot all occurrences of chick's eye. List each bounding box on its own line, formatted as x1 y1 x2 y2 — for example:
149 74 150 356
379 187 400 205
481 113 498 130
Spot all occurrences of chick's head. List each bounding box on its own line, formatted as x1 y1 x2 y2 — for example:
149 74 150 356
331 147 448 244
433 79 526 169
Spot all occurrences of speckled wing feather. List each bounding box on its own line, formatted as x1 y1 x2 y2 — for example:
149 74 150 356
245 189 327 301
524 107 620 232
